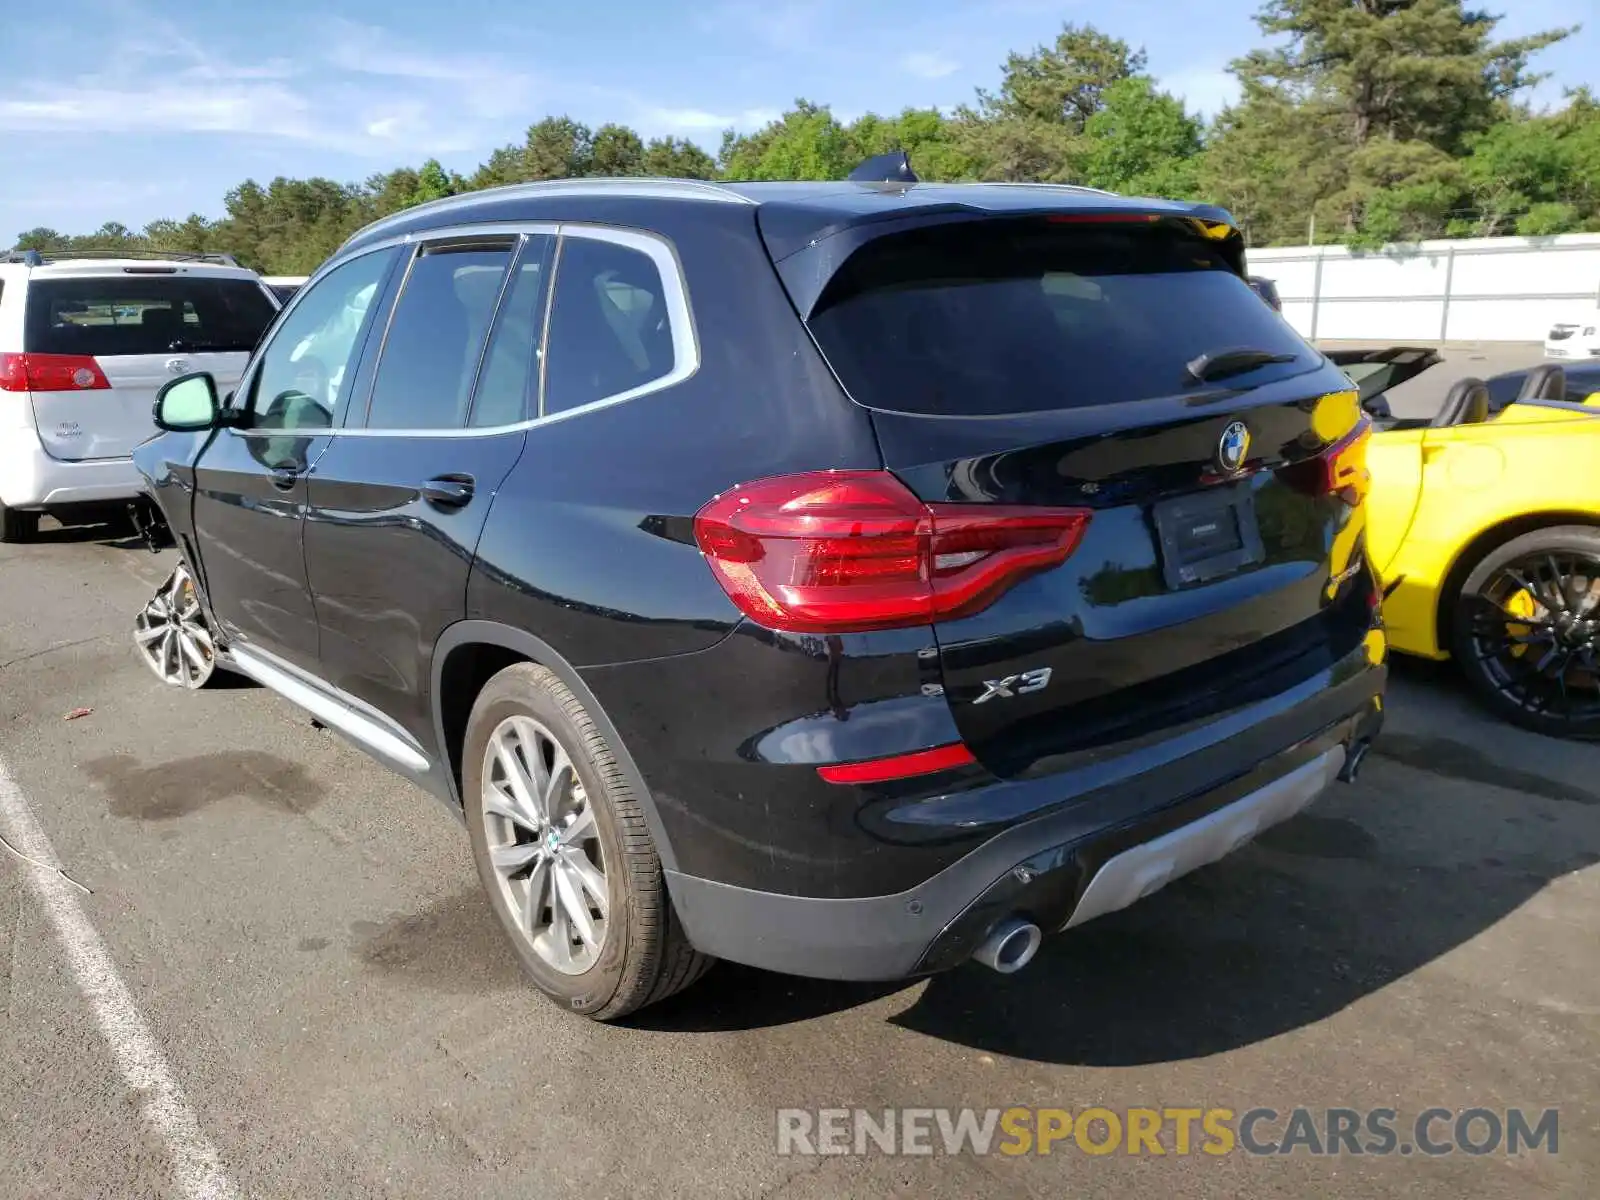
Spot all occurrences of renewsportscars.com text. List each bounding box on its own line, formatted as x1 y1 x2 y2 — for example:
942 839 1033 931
775 1106 1559 1158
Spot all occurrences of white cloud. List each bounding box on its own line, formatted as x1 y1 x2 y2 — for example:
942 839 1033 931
901 52 959 80
1159 66 1240 118
640 105 782 133
0 7 536 156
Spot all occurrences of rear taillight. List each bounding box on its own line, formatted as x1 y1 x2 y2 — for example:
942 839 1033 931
693 470 1091 634
0 353 110 392
1281 418 1372 506
1322 418 1372 505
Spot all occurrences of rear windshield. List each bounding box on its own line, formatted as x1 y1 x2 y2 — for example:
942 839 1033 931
25 275 278 357
807 220 1316 417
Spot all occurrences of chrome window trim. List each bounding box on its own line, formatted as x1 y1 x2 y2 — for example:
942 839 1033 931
234 220 699 440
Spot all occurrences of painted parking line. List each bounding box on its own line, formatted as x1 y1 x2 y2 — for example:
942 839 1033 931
0 752 238 1200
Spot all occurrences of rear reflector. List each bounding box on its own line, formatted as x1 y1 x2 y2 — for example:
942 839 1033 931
0 352 110 392
693 470 1090 634
817 742 976 784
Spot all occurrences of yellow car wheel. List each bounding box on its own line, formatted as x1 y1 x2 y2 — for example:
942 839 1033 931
1449 526 1600 739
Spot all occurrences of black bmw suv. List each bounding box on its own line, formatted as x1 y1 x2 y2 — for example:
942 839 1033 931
133 166 1386 1019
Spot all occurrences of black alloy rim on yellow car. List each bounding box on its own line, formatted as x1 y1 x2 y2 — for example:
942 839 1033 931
1462 550 1600 724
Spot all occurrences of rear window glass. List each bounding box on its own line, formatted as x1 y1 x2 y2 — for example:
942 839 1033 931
25 276 277 357
807 220 1316 417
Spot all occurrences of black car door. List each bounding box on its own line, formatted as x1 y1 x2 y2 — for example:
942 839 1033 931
303 232 553 747
188 247 400 674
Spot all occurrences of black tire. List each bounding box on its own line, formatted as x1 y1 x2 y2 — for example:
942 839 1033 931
462 662 712 1020
0 503 40 544
1449 525 1600 739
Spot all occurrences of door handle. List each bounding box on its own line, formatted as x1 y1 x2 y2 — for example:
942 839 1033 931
268 468 298 492
421 475 475 508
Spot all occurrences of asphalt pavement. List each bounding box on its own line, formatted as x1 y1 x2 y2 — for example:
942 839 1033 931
1 519 1596 1199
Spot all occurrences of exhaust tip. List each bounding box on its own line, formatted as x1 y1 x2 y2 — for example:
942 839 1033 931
1338 738 1371 784
973 917 1042 975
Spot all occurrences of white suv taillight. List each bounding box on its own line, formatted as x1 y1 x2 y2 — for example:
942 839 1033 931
0 352 111 392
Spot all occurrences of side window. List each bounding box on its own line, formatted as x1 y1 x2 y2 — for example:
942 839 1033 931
364 241 514 430
250 249 396 432
543 234 678 417
469 236 555 428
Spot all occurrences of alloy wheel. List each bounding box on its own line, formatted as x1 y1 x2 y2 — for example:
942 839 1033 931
1461 549 1600 726
479 715 609 975
134 563 217 689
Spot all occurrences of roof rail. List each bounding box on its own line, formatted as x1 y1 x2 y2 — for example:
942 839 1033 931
339 176 751 252
1 247 243 268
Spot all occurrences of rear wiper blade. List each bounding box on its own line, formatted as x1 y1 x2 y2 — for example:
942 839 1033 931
1185 347 1299 384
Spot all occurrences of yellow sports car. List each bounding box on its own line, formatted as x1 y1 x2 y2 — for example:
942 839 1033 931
1330 352 1600 739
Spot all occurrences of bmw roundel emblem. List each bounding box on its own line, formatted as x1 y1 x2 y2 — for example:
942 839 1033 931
1217 421 1251 474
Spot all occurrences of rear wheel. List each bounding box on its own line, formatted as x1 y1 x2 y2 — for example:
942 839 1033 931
134 561 219 689
462 662 712 1020
1450 526 1600 739
0 503 40 544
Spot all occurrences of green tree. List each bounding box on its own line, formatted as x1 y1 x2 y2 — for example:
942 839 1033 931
1221 0 1574 239
588 124 646 176
524 117 594 179
1080 77 1203 197
641 136 717 178
1459 90 1600 235
977 23 1145 130
13 227 65 251
719 101 856 180
409 159 460 205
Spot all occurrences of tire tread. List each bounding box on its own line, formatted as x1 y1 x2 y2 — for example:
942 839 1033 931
467 662 712 1019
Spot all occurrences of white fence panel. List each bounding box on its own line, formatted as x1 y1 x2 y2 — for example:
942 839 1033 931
1247 233 1600 343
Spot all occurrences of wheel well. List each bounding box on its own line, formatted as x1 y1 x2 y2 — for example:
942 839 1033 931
1435 511 1600 651
436 642 531 803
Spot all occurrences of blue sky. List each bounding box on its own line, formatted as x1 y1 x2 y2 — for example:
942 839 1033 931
2 0 1594 241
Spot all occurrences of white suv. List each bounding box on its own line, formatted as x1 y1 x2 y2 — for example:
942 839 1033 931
0 250 280 542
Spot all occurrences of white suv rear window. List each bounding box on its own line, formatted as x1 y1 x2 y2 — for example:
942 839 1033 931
24 276 277 357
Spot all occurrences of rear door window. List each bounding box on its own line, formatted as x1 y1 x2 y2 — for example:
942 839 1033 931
807 220 1316 418
470 236 555 427
362 241 515 430
25 275 278 357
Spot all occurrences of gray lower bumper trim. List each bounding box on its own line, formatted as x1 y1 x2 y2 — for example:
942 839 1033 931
1063 747 1344 929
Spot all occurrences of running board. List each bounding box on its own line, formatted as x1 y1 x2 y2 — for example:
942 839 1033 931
227 646 431 773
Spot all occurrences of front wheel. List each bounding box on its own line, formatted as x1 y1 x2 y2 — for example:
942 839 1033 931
1450 526 1600 739
134 561 220 689
462 662 712 1020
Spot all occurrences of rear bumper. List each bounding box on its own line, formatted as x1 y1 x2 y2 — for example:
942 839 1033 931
665 656 1384 981
0 431 142 509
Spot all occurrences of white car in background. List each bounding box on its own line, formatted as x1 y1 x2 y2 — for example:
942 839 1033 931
0 249 280 542
1545 311 1600 360
262 275 309 304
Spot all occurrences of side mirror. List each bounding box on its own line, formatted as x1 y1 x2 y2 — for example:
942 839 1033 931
154 372 221 432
